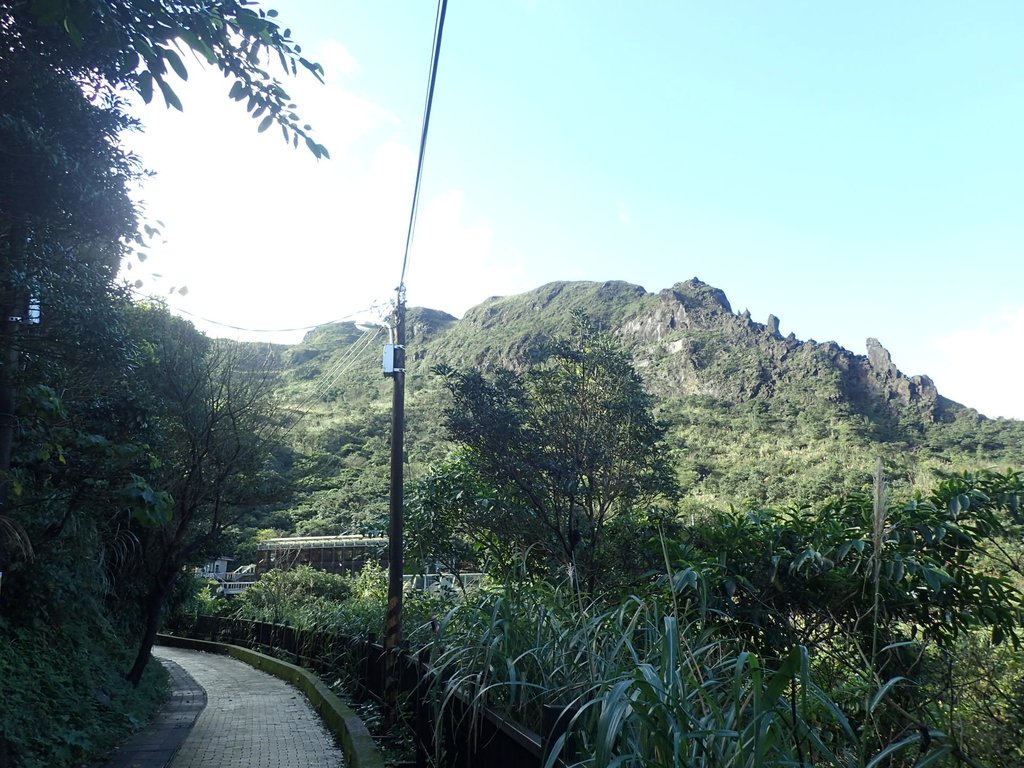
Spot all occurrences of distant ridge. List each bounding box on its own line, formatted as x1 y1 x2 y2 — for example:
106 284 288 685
264 277 1022 535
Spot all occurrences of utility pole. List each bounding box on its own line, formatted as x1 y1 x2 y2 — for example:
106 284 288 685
379 0 446 725
383 287 406 725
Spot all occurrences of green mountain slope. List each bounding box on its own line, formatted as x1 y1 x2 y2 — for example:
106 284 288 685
254 278 1023 535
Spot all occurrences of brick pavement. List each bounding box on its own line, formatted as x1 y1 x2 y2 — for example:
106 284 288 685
101 656 205 768
154 646 346 768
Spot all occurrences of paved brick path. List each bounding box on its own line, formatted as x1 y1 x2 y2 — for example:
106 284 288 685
102 656 205 768
154 647 346 768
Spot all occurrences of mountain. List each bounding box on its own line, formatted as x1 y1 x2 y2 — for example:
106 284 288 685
248 278 1024 538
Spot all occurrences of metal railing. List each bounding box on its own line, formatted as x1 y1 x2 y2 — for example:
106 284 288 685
256 536 388 551
217 581 256 596
173 615 558 768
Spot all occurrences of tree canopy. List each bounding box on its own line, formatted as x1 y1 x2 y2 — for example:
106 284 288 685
1 0 328 156
427 313 678 590
1 1 325 761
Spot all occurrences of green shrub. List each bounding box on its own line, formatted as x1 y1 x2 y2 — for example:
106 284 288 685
0 620 167 767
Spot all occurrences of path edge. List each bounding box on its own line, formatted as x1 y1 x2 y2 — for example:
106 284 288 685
156 633 384 768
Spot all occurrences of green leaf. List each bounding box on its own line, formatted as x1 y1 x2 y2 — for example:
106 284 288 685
257 114 274 132
867 731 945 768
178 29 217 63
156 77 183 111
922 565 951 592
228 80 247 100
161 47 189 81
311 140 330 161
763 645 801 704
138 71 154 104
915 744 953 768
869 676 909 714
63 16 84 48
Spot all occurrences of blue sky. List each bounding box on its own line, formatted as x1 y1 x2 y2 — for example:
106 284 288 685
123 1 1024 419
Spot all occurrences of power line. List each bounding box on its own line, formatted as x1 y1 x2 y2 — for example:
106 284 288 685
130 288 385 335
276 325 384 439
398 0 449 291
309 326 383 403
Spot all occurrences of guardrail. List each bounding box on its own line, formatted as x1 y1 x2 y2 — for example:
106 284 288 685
173 615 559 768
217 581 257 596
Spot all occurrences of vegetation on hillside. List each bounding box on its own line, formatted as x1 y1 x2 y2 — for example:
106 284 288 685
4 0 1023 762
178 313 1024 767
426 312 678 591
190 464 1024 767
265 281 1024 540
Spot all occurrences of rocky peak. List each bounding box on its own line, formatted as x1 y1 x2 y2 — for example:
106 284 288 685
669 278 733 314
863 337 939 417
408 307 457 342
866 337 898 378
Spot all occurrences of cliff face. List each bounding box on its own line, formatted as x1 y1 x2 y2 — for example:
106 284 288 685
613 278 945 422
425 277 957 425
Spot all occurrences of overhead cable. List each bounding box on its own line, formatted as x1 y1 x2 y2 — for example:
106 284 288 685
398 0 449 292
130 288 384 335
278 325 385 437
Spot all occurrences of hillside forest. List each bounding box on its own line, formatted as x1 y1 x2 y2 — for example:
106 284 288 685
3 1 1024 767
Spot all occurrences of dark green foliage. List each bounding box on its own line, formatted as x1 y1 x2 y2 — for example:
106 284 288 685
648 469 1024 763
211 561 450 642
118 305 286 685
673 469 1024 653
407 451 523 579
233 564 353 625
1 0 327 156
428 313 678 590
0 621 167 768
1 1 323 757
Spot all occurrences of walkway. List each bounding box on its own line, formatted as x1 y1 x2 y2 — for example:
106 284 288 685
103 646 346 768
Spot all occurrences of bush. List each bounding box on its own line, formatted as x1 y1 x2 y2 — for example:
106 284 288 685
232 564 353 625
0 620 167 767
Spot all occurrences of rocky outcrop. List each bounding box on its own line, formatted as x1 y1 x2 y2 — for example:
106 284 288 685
864 337 939 416
408 308 457 342
618 283 945 421
427 277 956 424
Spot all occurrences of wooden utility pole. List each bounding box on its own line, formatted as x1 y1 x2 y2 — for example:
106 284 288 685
380 0 446 724
383 289 406 724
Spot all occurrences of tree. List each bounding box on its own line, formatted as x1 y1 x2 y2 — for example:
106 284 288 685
432 313 678 590
122 306 284 685
0 0 323 757
0 51 143 548
1 0 326 581
1 0 328 156
670 467 1024 762
409 451 526 582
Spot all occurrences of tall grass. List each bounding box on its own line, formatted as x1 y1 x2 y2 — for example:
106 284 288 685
421 574 947 767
